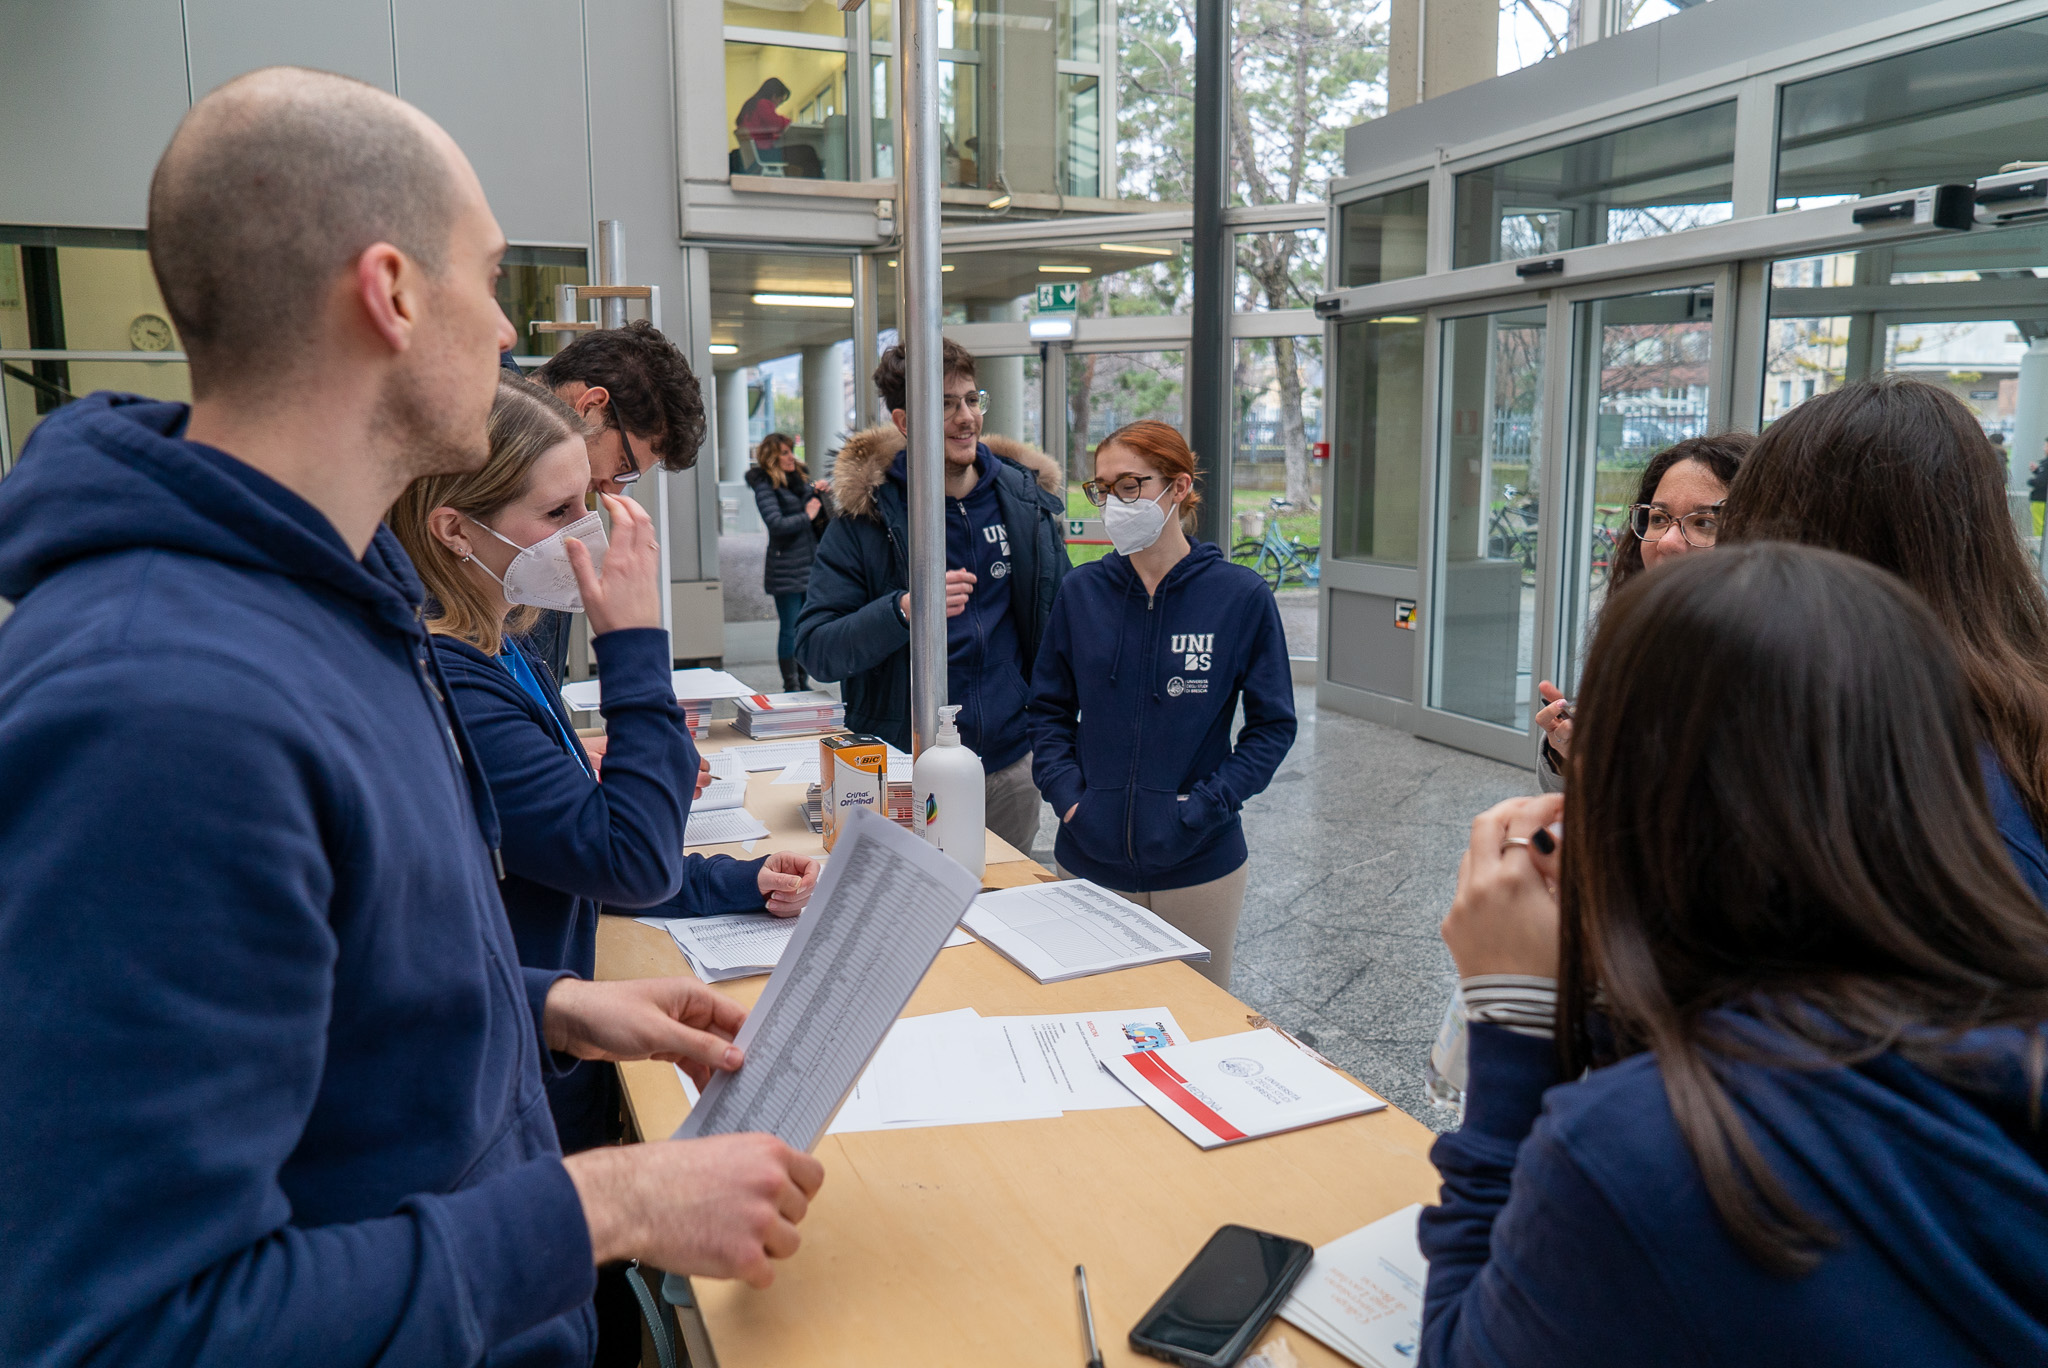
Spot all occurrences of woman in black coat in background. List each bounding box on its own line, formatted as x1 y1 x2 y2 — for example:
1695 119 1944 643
745 432 830 691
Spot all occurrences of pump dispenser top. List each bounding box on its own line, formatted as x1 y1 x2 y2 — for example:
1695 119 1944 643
936 704 962 744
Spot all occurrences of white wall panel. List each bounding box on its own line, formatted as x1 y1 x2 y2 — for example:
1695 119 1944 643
394 0 591 245
185 0 397 97
0 0 190 228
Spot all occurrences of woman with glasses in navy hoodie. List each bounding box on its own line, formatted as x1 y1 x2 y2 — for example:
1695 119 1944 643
1027 421 1297 987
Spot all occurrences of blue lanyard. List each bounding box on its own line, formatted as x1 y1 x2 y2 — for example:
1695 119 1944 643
499 641 593 779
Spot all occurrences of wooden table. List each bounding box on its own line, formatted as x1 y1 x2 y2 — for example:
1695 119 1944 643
598 726 1444 1368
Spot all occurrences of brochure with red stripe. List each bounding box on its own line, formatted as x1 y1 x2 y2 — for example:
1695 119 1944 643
1102 1029 1385 1150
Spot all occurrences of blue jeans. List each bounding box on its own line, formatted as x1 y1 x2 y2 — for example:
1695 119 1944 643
774 592 805 659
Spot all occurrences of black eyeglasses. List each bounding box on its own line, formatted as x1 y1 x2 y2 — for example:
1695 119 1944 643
1082 473 1163 506
1628 500 1723 548
612 422 644 488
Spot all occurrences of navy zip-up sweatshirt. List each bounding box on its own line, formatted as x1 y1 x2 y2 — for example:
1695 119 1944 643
1028 541 1297 891
1423 1017 2048 1365
0 395 597 1366
433 625 767 1150
920 449 1032 771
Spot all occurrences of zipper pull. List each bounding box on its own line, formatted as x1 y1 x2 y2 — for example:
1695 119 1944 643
492 846 506 881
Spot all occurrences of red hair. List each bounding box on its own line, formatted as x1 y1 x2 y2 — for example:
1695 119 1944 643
1094 419 1203 526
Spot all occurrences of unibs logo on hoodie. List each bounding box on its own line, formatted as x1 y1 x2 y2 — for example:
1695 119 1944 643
1167 633 1214 697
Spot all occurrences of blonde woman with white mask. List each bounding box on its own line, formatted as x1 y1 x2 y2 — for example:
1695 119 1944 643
1025 420 1297 987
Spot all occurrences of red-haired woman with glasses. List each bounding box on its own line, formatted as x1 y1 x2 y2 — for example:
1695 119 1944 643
1026 420 1296 987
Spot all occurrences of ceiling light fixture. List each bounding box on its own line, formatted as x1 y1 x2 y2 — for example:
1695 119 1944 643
987 193 1013 211
1098 242 1174 257
1038 264 1091 274
751 293 855 308
883 260 953 271
709 343 739 355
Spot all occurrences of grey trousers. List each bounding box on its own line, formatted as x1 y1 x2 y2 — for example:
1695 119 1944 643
984 752 1047 858
1057 859 1250 990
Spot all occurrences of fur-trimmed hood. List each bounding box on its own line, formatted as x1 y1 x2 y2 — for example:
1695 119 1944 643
828 425 1061 520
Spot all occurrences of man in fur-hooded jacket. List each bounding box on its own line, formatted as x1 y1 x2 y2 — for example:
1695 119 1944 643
794 340 1069 854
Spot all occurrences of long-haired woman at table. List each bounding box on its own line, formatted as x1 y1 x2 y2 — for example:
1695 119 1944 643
389 377 820 1142
1425 543 2048 1364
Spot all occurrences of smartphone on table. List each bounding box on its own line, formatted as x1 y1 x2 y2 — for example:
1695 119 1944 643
1128 1224 1315 1367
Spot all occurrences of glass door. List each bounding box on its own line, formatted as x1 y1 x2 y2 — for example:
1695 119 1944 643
1427 305 1548 734
1558 283 1719 686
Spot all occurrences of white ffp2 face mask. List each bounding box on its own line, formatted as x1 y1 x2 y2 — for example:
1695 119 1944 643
1103 488 1176 556
465 511 608 613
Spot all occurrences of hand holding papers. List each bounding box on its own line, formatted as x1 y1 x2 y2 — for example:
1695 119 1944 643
676 808 982 1150
1278 1205 1428 1368
962 881 1210 983
1104 1028 1386 1149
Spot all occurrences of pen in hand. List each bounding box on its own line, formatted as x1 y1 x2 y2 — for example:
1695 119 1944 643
1076 1264 1104 1368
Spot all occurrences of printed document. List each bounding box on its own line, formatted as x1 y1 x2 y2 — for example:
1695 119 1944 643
983 1009 1188 1110
684 807 770 847
694 750 748 811
675 808 982 1150
1278 1204 1428 1368
772 747 911 787
561 666 755 712
727 739 828 773
1103 1028 1385 1150
962 881 1210 983
870 1008 1065 1124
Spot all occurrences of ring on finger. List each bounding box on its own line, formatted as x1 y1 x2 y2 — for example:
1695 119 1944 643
1500 835 1535 854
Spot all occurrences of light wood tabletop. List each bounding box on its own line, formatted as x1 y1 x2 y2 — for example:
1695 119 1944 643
598 726 1444 1368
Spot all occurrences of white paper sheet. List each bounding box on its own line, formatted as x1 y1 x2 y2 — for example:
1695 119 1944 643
773 747 911 787
871 1009 1065 1123
638 914 973 983
694 776 750 811
962 881 1211 983
562 666 756 713
1104 1028 1385 1150
728 740 828 772
983 1008 1189 1110
684 807 770 847
675 808 983 1150
1278 1204 1428 1368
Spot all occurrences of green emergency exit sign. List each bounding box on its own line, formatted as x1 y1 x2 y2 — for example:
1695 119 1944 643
1035 282 1079 314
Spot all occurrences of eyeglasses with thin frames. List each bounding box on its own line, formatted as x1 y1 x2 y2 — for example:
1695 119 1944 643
942 390 990 418
1082 473 1164 507
1628 500 1723 548
610 412 643 488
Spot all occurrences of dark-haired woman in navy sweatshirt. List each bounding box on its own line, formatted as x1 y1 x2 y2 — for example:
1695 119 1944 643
1027 420 1296 987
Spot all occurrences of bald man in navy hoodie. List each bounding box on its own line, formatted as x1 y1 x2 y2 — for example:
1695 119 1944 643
0 68 819 1366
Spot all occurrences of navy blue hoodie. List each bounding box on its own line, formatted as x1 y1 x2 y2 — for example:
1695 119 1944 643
433 625 767 1150
1028 541 1296 891
1423 1017 2048 1365
0 396 595 1367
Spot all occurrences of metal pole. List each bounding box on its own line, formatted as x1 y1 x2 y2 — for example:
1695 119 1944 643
1040 341 1069 480
902 0 948 753
853 252 880 431
1186 0 1232 547
597 219 627 328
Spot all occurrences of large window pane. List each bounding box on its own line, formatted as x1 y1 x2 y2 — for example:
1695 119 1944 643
3 359 191 474
1432 308 1546 730
1765 224 2048 506
1232 337 1324 565
1059 0 1099 62
1564 286 1714 674
498 246 588 360
1061 74 1102 198
1068 348 1183 465
1776 16 2048 211
1236 228 1325 310
1453 103 1736 268
1330 316 1422 566
726 43 851 180
1338 185 1428 289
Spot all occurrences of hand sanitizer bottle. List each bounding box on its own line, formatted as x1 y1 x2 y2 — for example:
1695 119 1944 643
914 704 985 879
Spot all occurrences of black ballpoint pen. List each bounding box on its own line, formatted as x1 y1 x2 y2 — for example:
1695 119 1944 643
1075 1264 1104 1368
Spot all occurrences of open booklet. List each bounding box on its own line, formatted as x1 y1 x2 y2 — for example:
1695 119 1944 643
962 880 1211 983
675 807 983 1150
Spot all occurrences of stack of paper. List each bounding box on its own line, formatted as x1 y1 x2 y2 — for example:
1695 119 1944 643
732 690 846 738
641 911 976 983
561 667 756 714
1102 1028 1386 1150
826 1005 1189 1132
1278 1205 1428 1368
961 881 1211 983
